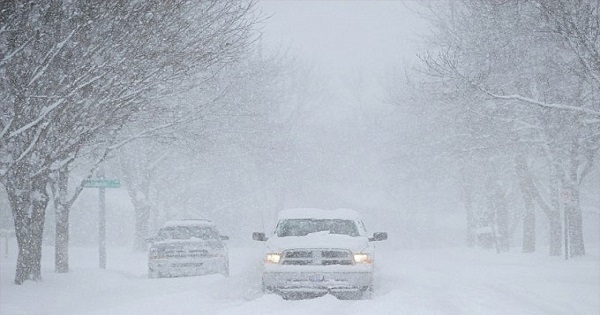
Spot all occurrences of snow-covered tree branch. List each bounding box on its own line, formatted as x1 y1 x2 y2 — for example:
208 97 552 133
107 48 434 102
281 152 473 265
0 0 259 284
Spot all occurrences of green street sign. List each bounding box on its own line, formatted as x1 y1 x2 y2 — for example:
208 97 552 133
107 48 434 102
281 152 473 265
84 179 121 188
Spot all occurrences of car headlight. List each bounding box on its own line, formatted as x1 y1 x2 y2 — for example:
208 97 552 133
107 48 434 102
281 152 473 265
264 253 281 264
353 253 372 264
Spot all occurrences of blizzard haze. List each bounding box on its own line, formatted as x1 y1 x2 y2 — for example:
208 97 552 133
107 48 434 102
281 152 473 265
1 0 599 314
259 1 426 72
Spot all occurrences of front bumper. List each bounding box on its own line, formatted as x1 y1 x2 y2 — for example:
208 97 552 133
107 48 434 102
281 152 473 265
149 256 227 277
262 265 373 294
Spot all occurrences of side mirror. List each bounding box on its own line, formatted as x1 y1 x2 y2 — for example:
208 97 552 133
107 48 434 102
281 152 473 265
220 235 230 241
252 232 267 241
369 232 388 242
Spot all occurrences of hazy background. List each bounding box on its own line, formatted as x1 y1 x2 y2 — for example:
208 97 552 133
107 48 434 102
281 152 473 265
1 0 597 256
62 0 461 249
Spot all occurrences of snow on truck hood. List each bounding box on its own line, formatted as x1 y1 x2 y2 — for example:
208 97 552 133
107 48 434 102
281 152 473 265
152 239 224 249
265 231 369 253
277 208 361 220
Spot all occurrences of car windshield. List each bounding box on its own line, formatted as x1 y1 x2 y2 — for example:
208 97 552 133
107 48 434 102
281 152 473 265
158 226 219 240
276 219 359 237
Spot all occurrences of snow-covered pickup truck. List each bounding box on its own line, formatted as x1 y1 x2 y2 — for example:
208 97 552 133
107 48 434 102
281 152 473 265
147 219 229 278
252 208 387 299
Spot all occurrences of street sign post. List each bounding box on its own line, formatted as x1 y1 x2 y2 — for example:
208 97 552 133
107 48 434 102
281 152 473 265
84 179 121 188
84 174 121 269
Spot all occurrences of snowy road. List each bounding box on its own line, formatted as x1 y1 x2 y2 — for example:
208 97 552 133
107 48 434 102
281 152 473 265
2 241 599 315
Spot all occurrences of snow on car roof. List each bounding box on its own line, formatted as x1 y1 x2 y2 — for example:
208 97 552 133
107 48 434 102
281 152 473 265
162 219 216 228
277 208 362 220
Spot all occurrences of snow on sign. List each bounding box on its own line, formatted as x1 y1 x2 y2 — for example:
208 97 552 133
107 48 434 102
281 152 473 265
83 179 121 188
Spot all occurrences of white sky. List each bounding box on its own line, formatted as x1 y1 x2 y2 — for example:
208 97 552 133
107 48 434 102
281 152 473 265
258 0 428 75
252 1 434 208
256 1 430 124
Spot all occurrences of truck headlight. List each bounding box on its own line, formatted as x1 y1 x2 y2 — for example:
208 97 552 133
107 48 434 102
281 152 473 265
264 253 281 264
353 253 372 264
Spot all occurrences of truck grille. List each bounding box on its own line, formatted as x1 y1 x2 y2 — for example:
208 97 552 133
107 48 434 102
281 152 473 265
164 248 209 258
281 249 353 265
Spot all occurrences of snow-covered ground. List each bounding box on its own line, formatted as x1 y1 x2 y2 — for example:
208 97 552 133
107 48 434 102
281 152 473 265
1 240 599 315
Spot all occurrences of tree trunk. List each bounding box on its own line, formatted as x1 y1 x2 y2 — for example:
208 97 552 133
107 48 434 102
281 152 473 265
133 201 150 252
548 174 562 256
120 153 154 252
566 136 585 257
484 162 509 252
55 167 70 273
548 210 562 256
515 154 536 252
495 192 510 252
523 167 562 256
460 165 476 247
6 165 50 284
566 188 585 257
522 194 536 253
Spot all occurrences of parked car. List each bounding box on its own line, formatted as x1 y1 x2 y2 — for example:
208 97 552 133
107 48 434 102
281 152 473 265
252 208 387 299
147 219 229 278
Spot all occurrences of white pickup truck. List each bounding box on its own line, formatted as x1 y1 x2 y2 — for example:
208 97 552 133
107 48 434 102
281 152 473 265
147 219 229 278
252 208 387 299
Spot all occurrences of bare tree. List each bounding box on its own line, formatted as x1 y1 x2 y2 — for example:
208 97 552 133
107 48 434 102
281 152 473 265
0 0 258 284
116 49 304 250
396 0 599 256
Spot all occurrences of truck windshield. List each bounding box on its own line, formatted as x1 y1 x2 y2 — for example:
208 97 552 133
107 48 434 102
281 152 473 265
276 219 359 237
158 226 219 240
